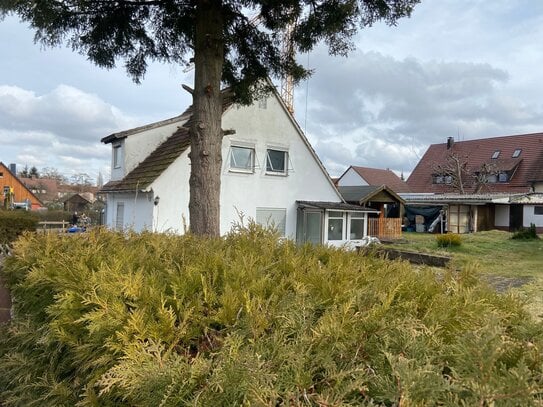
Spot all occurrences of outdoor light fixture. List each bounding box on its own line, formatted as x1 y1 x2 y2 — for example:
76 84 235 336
153 196 160 206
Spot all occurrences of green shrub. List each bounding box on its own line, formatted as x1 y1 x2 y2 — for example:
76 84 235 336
512 223 540 240
436 232 462 247
0 210 39 245
1 224 542 406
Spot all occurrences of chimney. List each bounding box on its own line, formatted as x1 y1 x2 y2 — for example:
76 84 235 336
447 137 454 149
9 163 16 174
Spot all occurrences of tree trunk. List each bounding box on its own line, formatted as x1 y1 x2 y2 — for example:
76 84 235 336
189 0 224 236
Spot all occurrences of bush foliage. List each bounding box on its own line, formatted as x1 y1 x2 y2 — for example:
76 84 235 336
436 233 462 248
1 224 543 406
0 210 39 245
512 223 540 240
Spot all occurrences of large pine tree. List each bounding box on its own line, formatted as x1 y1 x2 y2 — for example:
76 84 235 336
1 0 420 236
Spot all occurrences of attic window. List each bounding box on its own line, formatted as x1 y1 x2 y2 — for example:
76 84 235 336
491 150 500 159
229 146 255 172
0 172 3 178
266 149 288 175
512 149 522 158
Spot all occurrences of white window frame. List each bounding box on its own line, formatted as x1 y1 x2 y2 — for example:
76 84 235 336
113 144 122 169
347 212 366 240
229 145 255 173
326 211 345 241
265 148 289 176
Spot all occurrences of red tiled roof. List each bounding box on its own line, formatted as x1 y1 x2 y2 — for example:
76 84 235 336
350 166 411 193
407 133 543 193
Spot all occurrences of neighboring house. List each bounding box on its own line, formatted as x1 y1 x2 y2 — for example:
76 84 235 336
19 176 60 203
336 165 412 194
100 90 378 246
64 193 93 213
335 166 410 240
406 134 543 233
0 162 44 210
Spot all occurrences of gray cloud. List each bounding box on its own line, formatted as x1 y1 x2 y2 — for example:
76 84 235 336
296 49 543 176
0 85 139 180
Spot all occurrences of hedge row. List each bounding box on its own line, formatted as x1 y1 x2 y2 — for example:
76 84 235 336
1 224 542 405
0 210 39 245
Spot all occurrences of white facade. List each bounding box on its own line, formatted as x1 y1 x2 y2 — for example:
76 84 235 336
337 167 369 187
102 91 376 244
523 205 543 228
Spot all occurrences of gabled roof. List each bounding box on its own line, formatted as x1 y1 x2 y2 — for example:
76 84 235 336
338 185 405 205
339 166 411 193
407 133 543 194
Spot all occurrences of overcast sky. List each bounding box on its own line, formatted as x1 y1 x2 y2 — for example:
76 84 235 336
1 0 543 183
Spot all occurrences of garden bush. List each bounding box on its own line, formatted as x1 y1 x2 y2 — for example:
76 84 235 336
512 223 540 240
436 232 462 248
0 210 39 245
1 224 543 406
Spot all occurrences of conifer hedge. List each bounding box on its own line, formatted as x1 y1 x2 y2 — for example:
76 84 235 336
1 224 542 405
0 210 39 245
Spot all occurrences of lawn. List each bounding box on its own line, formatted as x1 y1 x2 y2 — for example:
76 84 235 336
388 230 543 317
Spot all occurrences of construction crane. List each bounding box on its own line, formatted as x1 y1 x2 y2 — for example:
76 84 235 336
280 22 295 114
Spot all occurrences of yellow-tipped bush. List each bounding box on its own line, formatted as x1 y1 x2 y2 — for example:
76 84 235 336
1 224 542 406
436 232 462 247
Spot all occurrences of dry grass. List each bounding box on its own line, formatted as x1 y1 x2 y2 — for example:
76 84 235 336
390 230 543 317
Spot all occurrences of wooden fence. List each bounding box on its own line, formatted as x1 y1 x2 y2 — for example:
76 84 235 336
37 221 71 234
368 218 402 240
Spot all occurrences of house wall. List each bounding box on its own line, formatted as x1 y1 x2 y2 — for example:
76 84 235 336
218 96 341 238
337 168 369 187
494 205 509 228
523 205 543 229
105 192 154 231
151 150 191 234
136 94 341 238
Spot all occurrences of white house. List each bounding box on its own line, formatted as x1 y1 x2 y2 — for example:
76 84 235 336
100 89 378 246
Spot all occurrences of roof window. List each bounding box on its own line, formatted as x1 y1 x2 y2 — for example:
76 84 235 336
491 150 500 159
512 148 521 158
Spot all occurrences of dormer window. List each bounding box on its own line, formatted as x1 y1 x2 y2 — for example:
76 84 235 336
498 172 509 182
113 144 122 168
491 150 500 159
433 175 444 184
512 149 521 158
